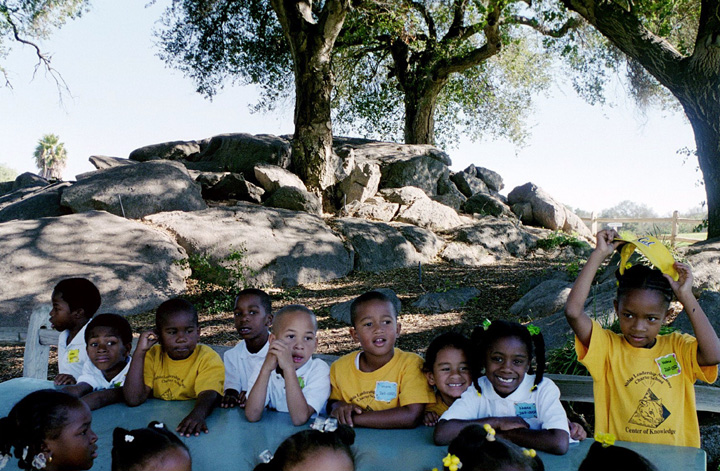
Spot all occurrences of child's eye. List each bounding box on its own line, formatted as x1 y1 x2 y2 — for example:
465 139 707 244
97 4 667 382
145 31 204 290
460 366 470 372
648 317 658 323
287 334 295 339
107 341 116 346
304 336 314 341
364 322 372 327
89 342 98 347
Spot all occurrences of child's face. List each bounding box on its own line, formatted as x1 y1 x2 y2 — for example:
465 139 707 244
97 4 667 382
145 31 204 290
158 311 199 360
271 311 317 369
350 300 400 360
43 402 98 470
287 448 354 471
142 446 192 471
484 336 529 398
615 288 670 348
86 326 130 379
49 291 81 331
233 294 272 343
426 346 472 405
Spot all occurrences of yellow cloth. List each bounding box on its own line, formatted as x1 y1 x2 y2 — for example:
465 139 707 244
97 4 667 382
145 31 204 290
576 320 718 447
144 344 225 401
425 391 450 416
330 348 435 411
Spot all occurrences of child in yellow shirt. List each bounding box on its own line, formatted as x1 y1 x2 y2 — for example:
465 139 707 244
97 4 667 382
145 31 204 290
328 291 434 428
123 298 225 437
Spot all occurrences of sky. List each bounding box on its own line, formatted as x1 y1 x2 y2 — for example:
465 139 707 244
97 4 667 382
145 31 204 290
0 0 707 217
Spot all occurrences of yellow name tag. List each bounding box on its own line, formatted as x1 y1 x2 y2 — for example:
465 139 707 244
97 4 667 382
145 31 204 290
67 349 80 363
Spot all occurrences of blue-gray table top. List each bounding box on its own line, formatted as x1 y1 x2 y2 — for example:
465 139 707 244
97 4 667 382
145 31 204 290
0 378 707 471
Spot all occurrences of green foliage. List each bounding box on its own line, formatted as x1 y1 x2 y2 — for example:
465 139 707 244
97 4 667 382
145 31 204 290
186 290 236 315
536 231 589 251
546 338 589 376
175 247 254 291
156 0 291 101
565 260 583 278
33 133 67 180
0 162 17 182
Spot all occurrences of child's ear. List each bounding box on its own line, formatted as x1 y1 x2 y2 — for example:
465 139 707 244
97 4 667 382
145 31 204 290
349 327 359 343
396 322 402 336
613 299 619 313
269 333 276 342
265 314 273 328
72 307 86 319
424 371 436 387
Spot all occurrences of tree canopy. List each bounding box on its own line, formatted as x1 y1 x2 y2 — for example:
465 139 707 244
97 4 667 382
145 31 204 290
34 133 66 180
0 162 16 181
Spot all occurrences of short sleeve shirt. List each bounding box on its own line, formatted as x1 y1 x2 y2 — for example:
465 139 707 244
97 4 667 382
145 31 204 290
144 344 224 400
58 323 90 380
223 340 269 393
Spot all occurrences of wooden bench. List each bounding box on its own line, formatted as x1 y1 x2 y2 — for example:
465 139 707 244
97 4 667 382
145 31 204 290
22 308 720 412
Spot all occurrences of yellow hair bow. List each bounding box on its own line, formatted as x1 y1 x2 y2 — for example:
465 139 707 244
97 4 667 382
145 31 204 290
483 423 496 442
523 448 537 458
595 432 616 448
442 453 462 471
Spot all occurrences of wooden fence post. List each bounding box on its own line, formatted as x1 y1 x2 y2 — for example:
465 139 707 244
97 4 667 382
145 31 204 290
671 210 678 246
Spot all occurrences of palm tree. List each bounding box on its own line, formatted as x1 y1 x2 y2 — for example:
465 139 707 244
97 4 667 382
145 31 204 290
33 134 67 180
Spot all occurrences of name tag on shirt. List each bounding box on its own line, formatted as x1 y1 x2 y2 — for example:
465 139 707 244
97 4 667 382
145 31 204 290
375 381 398 402
515 402 538 419
67 349 80 363
656 353 681 379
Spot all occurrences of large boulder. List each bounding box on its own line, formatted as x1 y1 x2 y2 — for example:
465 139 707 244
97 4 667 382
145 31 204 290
390 222 444 261
129 140 204 162
0 211 189 327
265 186 322 215
61 160 207 219
0 182 72 223
380 154 450 196
447 218 539 257
433 178 467 212
681 238 720 295
344 197 400 222
380 187 464 231
508 182 592 239
329 288 402 325
144 203 353 287
88 156 136 170
333 218 423 272
254 164 307 193
196 133 292 174
463 193 513 218
13 172 48 191
204 173 265 203
509 279 573 319
334 140 451 166
440 242 499 267
450 171 488 198
337 160 381 204
465 164 504 192
412 287 481 313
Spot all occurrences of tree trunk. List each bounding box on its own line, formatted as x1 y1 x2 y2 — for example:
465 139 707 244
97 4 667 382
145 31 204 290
291 42 336 191
681 99 720 238
270 0 351 193
404 85 438 145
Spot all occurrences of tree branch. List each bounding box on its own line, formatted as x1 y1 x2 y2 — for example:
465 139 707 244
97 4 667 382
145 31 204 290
561 0 686 87
507 14 582 38
1 5 71 99
446 0 468 40
404 0 437 43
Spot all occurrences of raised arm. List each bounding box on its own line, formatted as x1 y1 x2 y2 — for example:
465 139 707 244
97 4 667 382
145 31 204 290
123 331 155 406
666 262 720 366
565 230 621 347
